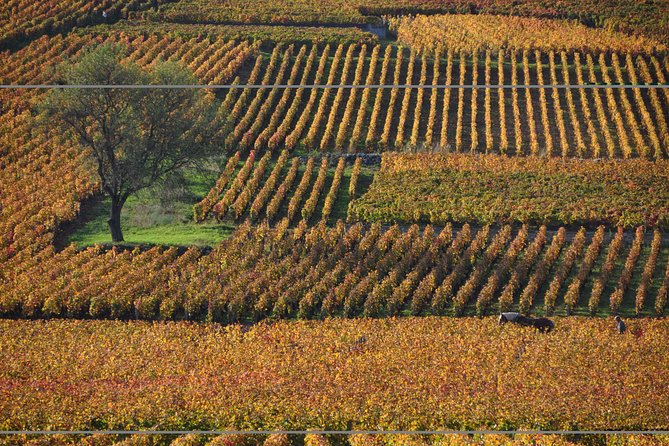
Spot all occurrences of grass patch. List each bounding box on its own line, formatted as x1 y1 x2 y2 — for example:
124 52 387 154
67 221 234 247
65 161 236 247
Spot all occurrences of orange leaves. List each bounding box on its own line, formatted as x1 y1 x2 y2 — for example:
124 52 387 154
588 228 624 315
350 153 669 229
321 157 346 223
635 229 662 315
348 157 362 200
391 14 666 55
564 226 605 315
212 151 256 219
287 157 315 223
2 317 669 431
610 227 644 314
0 109 98 261
335 45 367 150
543 228 586 316
195 151 241 222
0 0 166 50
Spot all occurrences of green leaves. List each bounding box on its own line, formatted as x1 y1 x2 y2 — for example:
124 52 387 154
349 153 669 229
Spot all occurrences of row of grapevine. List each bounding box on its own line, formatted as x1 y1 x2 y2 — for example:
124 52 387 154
234 45 292 149
303 44 345 148
335 45 369 150
7 432 664 446
394 49 416 149
543 228 587 315
301 158 329 221
4 34 668 158
468 50 479 152
0 32 258 87
588 228 625 314
452 225 512 315
610 227 645 314
193 151 240 222
499 227 547 312
283 44 332 149
518 228 567 314
255 45 312 150
4 317 669 434
656 248 669 315
390 14 667 55
483 51 492 152
476 225 528 316
635 229 662 315
433 226 491 314
350 44 379 151
563 226 606 314
200 153 364 226
0 0 172 49
379 47 403 148
454 51 465 151
249 150 290 221
266 157 300 222
548 51 569 157
211 150 257 217
562 51 588 157
438 50 453 150
321 158 346 222
365 46 392 148
4 222 668 322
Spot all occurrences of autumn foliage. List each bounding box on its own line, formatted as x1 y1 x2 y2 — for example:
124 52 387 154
1 318 668 431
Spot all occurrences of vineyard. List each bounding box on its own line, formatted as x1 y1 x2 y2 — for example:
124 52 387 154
138 43 669 157
11 433 664 446
0 0 170 50
349 153 669 228
146 0 669 40
0 31 260 87
3 0 662 58
1 318 669 431
390 14 668 55
194 152 367 225
2 30 669 157
3 220 669 322
2 0 669 441
0 109 98 260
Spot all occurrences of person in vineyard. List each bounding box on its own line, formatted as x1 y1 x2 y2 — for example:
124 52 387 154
615 315 627 334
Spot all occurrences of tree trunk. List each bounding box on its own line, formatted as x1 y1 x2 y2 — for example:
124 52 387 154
108 197 124 243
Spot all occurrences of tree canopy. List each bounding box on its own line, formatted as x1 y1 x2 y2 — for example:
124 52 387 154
40 44 217 242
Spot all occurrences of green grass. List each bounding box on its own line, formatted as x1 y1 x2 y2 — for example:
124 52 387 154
65 162 236 247
67 221 234 247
